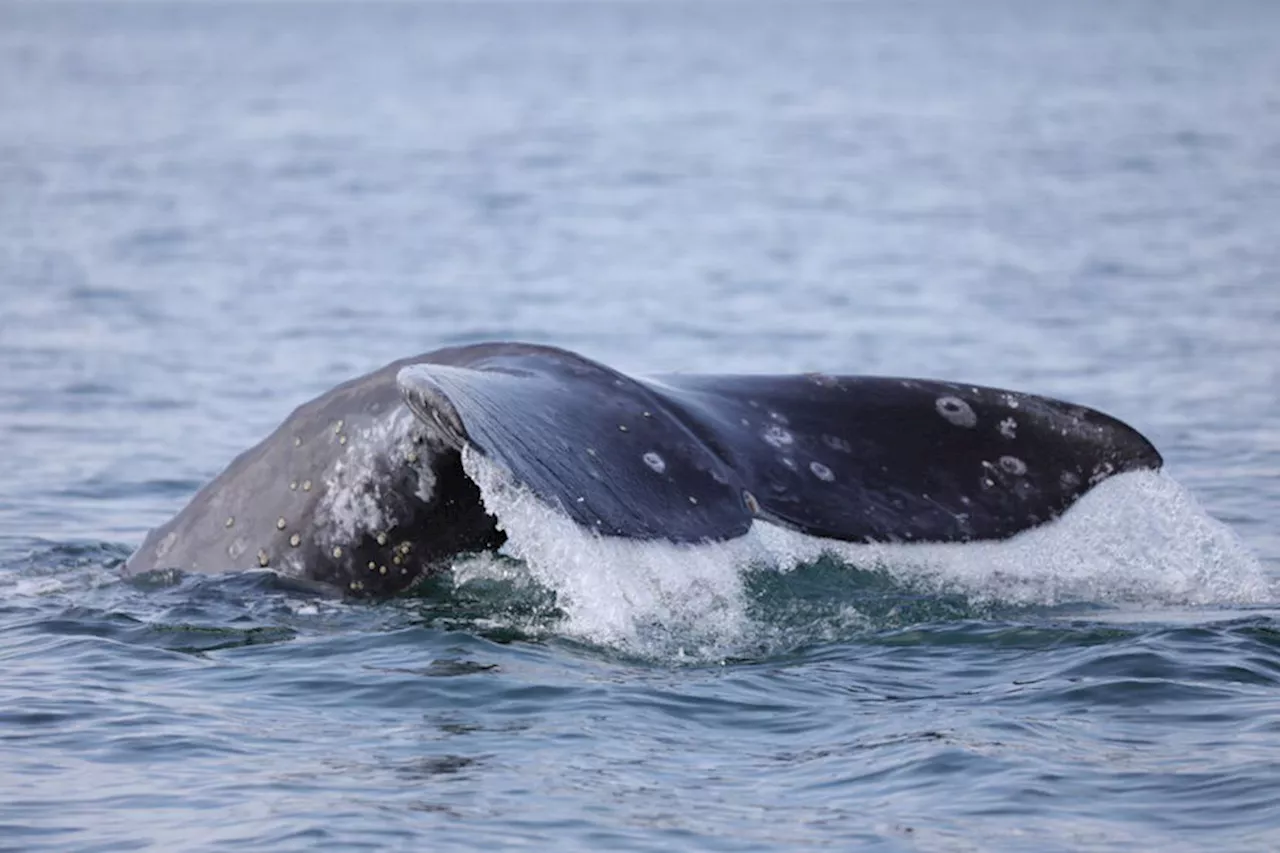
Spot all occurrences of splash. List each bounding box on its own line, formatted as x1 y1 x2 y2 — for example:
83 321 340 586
461 448 1272 659
866 470 1272 608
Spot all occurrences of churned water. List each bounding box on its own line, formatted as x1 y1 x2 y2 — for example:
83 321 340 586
2 1 1279 850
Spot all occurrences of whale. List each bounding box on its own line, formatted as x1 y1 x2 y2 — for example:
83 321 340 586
124 342 1163 596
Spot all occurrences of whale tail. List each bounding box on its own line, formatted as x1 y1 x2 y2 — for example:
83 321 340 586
398 344 1162 546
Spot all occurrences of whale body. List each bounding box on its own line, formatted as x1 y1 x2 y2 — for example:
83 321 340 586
124 342 1163 596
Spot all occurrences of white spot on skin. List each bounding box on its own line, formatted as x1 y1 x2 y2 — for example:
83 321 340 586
822 434 853 453
936 396 978 428
1060 470 1081 489
224 516 234 528
153 532 177 561
809 461 835 482
763 424 794 448
276 517 286 530
998 417 1018 439
769 411 789 425
302 480 313 492
999 455 1028 476
332 546 343 559
290 533 301 547
257 549 269 568
618 424 629 433
780 456 798 471
743 491 760 514
642 451 666 473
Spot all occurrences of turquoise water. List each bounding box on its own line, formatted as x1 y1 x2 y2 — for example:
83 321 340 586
2 1 1279 850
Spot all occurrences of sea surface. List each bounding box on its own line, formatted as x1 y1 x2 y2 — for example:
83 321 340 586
2 1 1279 850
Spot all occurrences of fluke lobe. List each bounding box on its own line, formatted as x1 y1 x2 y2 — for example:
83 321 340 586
125 342 1162 595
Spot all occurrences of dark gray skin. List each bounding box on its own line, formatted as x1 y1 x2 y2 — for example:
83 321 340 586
126 354 506 596
126 342 1163 597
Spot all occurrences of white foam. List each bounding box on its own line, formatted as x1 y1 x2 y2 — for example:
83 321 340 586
463 446 813 656
461 447 1273 658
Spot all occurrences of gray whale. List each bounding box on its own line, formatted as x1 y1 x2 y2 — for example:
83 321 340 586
125 342 1163 596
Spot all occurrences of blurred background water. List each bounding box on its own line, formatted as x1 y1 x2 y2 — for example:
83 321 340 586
1 0 1278 850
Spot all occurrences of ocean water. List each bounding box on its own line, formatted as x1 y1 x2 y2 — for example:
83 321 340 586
2 0 1279 850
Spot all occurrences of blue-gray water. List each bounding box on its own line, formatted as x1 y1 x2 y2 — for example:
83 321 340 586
2 1 1279 850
